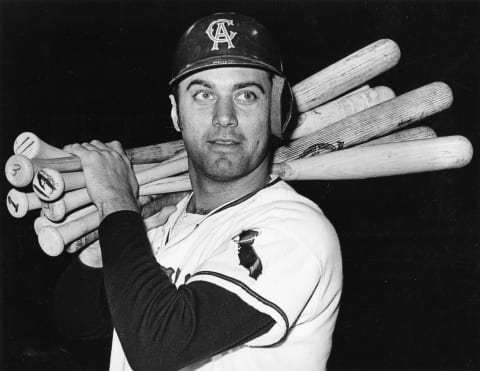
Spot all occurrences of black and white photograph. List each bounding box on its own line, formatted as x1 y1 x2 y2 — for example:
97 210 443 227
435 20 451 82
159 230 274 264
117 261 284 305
1 1 479 370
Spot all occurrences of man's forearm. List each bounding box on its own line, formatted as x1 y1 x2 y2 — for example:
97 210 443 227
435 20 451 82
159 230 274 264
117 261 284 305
99 211 274 371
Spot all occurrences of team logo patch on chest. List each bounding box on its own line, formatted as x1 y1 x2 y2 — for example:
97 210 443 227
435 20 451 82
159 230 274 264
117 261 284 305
232 229 263 280
205 19 237 51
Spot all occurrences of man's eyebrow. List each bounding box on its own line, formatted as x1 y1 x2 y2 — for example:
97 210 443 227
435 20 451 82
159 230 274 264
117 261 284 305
233 82 266 94
185 79 266 94
186 79 214 91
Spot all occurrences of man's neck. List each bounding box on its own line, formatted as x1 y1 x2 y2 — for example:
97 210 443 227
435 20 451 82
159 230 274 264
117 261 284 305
187 160 271 215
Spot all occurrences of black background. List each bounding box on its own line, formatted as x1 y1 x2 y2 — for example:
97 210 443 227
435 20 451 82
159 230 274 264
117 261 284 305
1 1 479 370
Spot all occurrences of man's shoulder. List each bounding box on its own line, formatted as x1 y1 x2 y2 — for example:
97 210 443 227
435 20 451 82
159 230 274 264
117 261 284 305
253 179 326 221
239 180 340 259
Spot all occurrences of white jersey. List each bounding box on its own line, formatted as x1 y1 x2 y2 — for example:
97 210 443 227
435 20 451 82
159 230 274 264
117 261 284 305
109 179 342 371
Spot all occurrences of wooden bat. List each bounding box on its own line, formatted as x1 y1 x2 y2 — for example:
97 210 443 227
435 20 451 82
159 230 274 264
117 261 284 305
67 191 190 253
4 145 187 191
271 135 473 181
38 191 188 256
293 39 401 113
289 86 396 140
14 131 72 159
4 139 186 188
34 205 98 234
40 172 189 222
358 126 436 147
139 174 192 196
6 189 42 218
78 241 103 268
41 188 93 222
5 154 36 188
31 156 189 202
56 133 467 199
273 82 453 163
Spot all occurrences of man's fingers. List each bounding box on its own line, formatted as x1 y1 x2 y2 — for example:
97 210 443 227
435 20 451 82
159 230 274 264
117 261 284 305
106 140 125 153
63 143 93 158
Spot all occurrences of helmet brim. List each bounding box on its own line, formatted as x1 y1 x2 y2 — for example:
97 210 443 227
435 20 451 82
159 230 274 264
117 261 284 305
169 56 284 86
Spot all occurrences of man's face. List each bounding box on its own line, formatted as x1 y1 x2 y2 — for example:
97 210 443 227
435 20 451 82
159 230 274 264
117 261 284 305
171 67 272 182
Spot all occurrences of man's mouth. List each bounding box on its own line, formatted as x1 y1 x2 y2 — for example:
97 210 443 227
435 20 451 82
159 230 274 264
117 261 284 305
208 138 240 145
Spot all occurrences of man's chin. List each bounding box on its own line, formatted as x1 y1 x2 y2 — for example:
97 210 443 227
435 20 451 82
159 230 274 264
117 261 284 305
204 158 247 182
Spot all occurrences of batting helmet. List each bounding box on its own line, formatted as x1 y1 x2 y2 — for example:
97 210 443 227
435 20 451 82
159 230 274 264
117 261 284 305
169 12 293 138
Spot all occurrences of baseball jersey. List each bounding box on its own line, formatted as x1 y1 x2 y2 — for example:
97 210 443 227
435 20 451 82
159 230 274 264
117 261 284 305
107 178 342 370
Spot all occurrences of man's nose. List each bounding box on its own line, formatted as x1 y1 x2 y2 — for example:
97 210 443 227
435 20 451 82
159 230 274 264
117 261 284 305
212 97 238 128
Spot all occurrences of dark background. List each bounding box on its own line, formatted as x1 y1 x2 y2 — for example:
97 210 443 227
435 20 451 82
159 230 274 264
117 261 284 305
1 0 479 370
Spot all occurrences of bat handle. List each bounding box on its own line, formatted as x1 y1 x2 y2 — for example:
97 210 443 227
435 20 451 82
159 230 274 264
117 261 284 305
6 189 42 218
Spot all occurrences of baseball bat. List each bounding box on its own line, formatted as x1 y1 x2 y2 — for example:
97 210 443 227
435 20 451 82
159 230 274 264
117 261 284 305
271 135 473 181
83 134 462 196
293 39 401 113
10 139 186 175
40 171 188 222
358 126 436 147
6 189 42 218
38 191 188 256
341 84 370 97
289 86 396 140
34 205 98 234
78 241 103 268
13 131 72 159
273 82 453 163
139 174 192 196
41 188 93 222
5 154 36 188
67 191 189 253
31 155 189 202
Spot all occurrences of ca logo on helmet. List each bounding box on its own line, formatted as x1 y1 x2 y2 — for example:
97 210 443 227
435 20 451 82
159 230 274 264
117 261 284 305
205 19 237 51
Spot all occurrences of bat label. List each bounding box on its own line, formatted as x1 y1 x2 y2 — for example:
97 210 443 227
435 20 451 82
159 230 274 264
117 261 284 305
300 141 344 158
10 163 21 177
34 171 57 197
15 136 34 155
7 196 19 213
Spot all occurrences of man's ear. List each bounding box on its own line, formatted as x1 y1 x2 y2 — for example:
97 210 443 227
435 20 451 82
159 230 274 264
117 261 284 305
169 94 182 132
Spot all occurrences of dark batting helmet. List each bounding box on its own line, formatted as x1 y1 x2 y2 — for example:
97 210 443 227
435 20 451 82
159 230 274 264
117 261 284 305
169 12 293 138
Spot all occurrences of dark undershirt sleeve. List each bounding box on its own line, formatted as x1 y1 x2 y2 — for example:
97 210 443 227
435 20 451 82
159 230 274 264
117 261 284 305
99 210 275 371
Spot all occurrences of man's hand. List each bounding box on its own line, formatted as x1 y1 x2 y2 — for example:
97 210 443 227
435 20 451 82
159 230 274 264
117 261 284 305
64 140 140 220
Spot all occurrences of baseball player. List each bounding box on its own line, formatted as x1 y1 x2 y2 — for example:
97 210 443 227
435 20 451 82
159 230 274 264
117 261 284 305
56 12 342 371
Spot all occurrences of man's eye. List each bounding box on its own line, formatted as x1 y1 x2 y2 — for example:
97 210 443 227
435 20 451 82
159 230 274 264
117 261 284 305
236 91 258 104
193 90 216 102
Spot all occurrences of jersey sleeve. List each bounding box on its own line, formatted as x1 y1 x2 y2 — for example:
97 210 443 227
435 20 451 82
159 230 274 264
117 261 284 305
187 202 341 346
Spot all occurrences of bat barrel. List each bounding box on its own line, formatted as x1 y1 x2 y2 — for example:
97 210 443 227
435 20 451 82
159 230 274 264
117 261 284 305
273 135 473 181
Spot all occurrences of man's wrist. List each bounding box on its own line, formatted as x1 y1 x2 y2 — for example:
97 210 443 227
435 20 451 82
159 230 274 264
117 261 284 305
98 197 140 221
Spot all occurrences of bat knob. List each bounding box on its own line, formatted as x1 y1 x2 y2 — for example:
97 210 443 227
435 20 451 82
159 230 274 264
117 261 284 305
6 189 29 218
42 199 67 222
13 131 40 159
32 168 65 202
5 154 34 187
37 226 64 257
